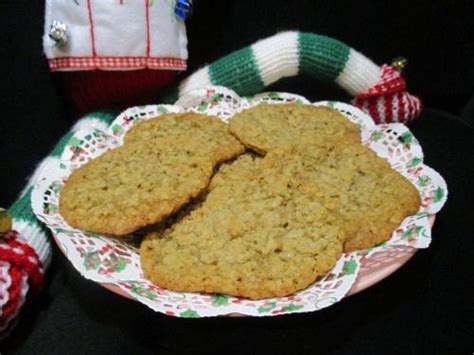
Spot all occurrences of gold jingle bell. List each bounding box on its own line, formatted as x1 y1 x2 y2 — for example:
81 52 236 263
392 56 408 73
0 208 12 236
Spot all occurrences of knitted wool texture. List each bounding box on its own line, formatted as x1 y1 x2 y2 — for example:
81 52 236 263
1 31 422 335
176 32 421 123
1 111 117 336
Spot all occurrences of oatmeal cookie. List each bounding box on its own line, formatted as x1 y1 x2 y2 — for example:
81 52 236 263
125 112 244 163
59 113 244 235
263 143 421 251
229 104 359 154
140 153 345 299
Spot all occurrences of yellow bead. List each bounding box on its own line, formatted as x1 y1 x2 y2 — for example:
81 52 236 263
392 56 408 72
0 208 12 236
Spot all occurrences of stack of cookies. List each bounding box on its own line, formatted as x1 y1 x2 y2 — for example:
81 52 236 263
59 104 420 299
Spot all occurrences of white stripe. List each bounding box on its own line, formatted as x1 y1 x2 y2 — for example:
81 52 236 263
362 99 370 113
402 93 409 122
73 118 109 132
13 220 52 268
20 118 108 194
0 274 28 335
178 66 212 97
20 157 59 196
377 96 386 124
413 97 419 113
392 93 399 122
251 31 299 86
0 262 12 309
336 49 380 96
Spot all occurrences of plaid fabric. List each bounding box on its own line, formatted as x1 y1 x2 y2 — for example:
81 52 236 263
48 57 187 71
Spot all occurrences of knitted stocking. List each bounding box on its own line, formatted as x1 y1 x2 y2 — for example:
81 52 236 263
0 31 421 336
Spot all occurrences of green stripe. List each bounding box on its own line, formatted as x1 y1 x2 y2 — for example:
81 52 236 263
9 186 33 218
50 131 75 158
208 46 265 96
51 110 118 158
8 187 48 233
298 32 350 82
10 109 118 229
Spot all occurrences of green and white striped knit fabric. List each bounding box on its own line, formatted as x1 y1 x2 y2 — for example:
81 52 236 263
176 31 380 100
8 31 383 267
8 111 118 267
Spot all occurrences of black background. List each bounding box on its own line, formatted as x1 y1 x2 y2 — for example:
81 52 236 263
1 1 473 354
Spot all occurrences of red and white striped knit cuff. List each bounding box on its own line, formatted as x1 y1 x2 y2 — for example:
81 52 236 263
353 65 422 124
0 230 44 337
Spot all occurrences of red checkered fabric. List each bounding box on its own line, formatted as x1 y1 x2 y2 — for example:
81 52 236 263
0 230 44 337
49 56 187 71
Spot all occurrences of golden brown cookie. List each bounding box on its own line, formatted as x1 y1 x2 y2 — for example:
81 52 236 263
262 143 421 252
229 104 359 154
59 142 215 235
125 112 244 163
59 113 244 235
140 154 345 300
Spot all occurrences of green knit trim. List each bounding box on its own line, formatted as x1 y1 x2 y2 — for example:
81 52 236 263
83 110 118 124
298 32 350 82
9 110 119 230
9 186 33 218
50 111 118 158
50 131 75 158
8 187 48 233
208 47 265 96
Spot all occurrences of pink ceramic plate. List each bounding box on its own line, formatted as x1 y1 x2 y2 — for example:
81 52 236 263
53 216 435 302
347 216 435 296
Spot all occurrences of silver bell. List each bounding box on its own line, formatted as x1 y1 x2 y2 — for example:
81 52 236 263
49 20 68 46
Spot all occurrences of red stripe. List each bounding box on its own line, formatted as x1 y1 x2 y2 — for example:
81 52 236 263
407 95 414 123
86 0 97 57
368 97 380 123
0 231 44 289
1 267 23 321
384 94 393 123
145 0 151 58
397 92 405 123
413 98 420 120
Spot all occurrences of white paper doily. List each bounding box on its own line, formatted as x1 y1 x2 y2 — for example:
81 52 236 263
32 86 447 317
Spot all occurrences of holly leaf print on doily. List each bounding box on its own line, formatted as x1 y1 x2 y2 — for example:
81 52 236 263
83 251 101 271
282 303 304 312
211 294 230 306
433 187 445 203
179 310 200 318
343 259 358 275
257 302 277 313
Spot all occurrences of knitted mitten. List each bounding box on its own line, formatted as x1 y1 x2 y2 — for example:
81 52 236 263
0 31 421 336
